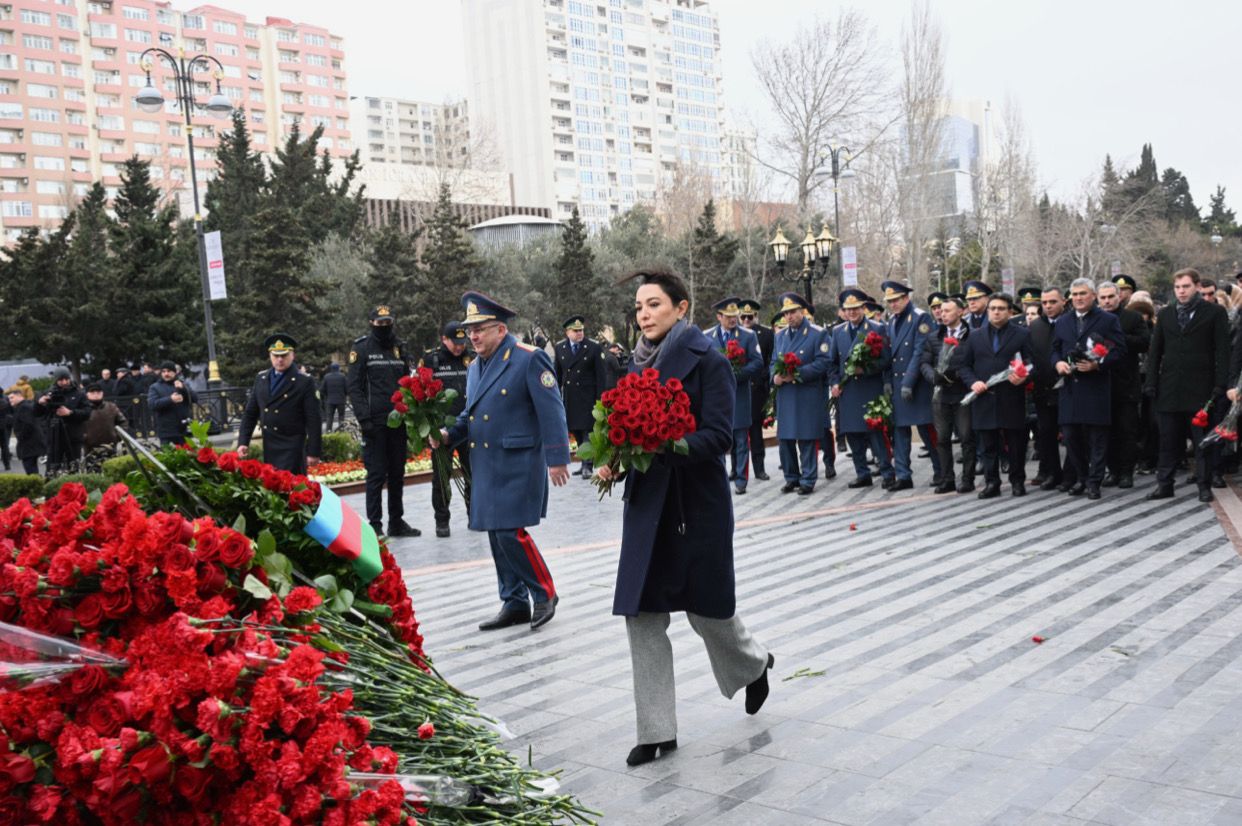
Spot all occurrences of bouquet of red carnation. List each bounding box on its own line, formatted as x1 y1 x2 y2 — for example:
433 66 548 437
841 330 885 385
387 366 459 454
961 355 1032 406
1054 336 1113 389
576 368 694 497
1192 399 1213 429
1202 383 1241 447
724 338 748 375
863 393 895 458
774 351 802 382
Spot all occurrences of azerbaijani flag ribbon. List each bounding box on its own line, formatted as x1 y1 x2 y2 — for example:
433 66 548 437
304 485 383 583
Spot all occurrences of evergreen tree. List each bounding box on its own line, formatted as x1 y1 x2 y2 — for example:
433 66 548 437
545 205 595 329
64 184 116 372
415 183 480 348
688 200 739 323
266 124 364 242
1100 154 1122 213
1160 167 1199 225
364 221 422 334
203 108 266 264
1204 186 1237 235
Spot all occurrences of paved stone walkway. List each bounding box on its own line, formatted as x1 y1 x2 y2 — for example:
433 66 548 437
359 448 1242 825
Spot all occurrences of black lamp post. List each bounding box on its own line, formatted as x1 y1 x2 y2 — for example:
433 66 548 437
769 223 836 312
135 48 233 385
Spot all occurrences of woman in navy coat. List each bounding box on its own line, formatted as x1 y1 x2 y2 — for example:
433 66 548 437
597 268 774 768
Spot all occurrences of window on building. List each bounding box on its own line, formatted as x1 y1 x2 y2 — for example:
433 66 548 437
39 204 70 219
70 158 88 172
2 201 32 217
26 83 58 98
182 14 204 29
122 6 149 20
60 39 78 53
23 34 53 49
57 13 77 30
37 180 65 194
25 59 56 74
244 26 258 39
34 156 66 170
21 10 52 25
303 33 325 46
90 22 117 38
213 20 237 35
124 28 151 43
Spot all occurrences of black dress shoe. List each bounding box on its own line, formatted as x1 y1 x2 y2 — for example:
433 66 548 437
745 654 775 715
734 487 747 495
479 605 531 631
1086 487 1101 500
1056 482 1072 493
728 472 737 481
1212 474 1227 489
370 522 384 537
891 478 914 491
796 486 814 496
824 466 837 480
387 520 421 538
881 477 896 490
1146 485 1174 500
978 484 1001 499
1011 482 1026 497
530 595 559 630
1118 474 1134 489
1184 474 1198 486
956 481 976 493
435 524 450 538
1067 483 1086 496
781 482 798 493
934 481 956 494
847 477 873 489
755 471 770 481
1040 478 1060 491
626 739 678 767
1199 486 1214 504
1031 476 1045 486
1101 473 1119 488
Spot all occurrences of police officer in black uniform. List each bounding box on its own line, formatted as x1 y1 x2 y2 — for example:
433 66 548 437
237 334 322 474
739 299 773 480
553 315 608 477
347 305 420 538
420 321 472 537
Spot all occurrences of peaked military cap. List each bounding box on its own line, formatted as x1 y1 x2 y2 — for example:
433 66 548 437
880 280 913 301
963 280 993 300
839 288 868 310
369 304 395 322
738 298 762 316
712 296 742 316
264 333 296 354
927 291 947 308
562 315 585 331
441 321 466 340
1017 286 1042 305
864 300 884 316
461 290 516 325
777 292 810 313
1112 273 1137 291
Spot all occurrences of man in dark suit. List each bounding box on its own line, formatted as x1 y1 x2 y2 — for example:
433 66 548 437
1051 279 1127 500
1145 268 1231 503
553 315 608 478
1098 280 1149 488
922 296 974 493
237 334 322 475
1028 287 1065 490
739 299 773 481
320 362 348 432
959 293 1035 498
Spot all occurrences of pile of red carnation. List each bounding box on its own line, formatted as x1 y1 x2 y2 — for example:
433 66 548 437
577 368 696 496
841 330 885 383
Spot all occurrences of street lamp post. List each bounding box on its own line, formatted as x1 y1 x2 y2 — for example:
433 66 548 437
768 224 837 311
134 47 233 385
1210 226 1224 276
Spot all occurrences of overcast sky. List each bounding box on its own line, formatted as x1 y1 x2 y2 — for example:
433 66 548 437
232 0 1240 214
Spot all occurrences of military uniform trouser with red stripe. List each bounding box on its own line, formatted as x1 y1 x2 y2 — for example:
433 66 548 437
488 528 557 611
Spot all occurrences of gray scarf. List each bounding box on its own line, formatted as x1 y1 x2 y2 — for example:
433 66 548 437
631 318 691 372
1176 292 1202 330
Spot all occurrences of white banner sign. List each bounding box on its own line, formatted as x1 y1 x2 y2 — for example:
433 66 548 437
204 230 227 301
841 246 858 287
1110 260 1122 278
1001 267 1015 295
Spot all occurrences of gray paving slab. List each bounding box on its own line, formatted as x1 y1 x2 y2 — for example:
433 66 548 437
377 446 1242 823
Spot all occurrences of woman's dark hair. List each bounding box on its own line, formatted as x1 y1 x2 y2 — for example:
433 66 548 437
619 266 690 306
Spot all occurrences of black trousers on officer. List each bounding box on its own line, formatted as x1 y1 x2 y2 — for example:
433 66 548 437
1034 398 1062 484
362 425 405 529
932 401 975 484
748 382 769 475
324 403 345 432
263 431 308 475
1106 391 1139 478
431 443 471 528
1063 423 1109 489
977 428 1026 487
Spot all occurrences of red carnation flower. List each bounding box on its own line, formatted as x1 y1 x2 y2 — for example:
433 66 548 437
1092 342 1109 358
417 721 435 739
1192 408 1209 428
943 337 959 346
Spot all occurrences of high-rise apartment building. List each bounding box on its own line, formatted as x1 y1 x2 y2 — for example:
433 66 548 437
462 0 727 231
0 0 351 242
350 96 471 169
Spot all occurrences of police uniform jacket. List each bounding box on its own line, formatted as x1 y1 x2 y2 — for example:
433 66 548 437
1144 299 1230 414
614 325 737 619
826 319 891 434
1051 305 1126 427
420 345 471 417
238 364 323 474
446 334 570 531
346 331 412 430
147 379 195 440
920 322 971 406
887 304 934 427
771 317 832 441
554 337 608 430
967 310 988 330
959 321 1034 431
704 323 763 430
320 370 348 406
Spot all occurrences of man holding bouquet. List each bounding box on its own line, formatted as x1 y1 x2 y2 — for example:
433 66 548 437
1051 279 1126 500
827 289 893 489
921 296 975 493
882 281 939 491
705 297 764 494
771 292 832 495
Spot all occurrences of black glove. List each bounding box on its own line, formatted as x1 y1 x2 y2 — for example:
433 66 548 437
900 386 914 403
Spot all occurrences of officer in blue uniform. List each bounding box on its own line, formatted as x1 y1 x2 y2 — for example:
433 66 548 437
882 281 940 490
704 297 764 494
963 280 993 329
440 291 570 632
237 333 322 475
827 288 894 487
771 292 831 494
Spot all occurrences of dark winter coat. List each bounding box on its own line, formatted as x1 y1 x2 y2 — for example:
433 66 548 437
1110 307 1150 398
1145 300 1230 414
959 321 1035 431
920 322 971 405
320 369 348 406
238 364 323 475
10 399 46 460
554 337 608 431
147 378 196 440
82 401 127 450
613 326 737 619
1050 305 1126 427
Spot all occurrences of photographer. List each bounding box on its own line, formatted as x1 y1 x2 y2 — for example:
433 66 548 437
35 367 90 475
148 361 196 446
7 389 44 475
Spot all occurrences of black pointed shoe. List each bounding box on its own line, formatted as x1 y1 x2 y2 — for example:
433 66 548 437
626 739 678 767
387 520 421 538
745 653 775 715
530 595 559 630
478 605 531 631
781 482 798 493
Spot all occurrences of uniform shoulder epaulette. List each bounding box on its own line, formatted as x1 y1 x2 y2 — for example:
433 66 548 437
809 322 823 332
352 335 367 344
516 341 538 352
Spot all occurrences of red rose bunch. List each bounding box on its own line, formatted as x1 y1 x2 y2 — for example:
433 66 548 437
841 329 885 384
576 368 695 496
387 367 458 455
724 339 747 375
774 351 802 382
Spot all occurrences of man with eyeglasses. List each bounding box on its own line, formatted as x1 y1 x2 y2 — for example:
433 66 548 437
237 333 322 475
1028 286 1066 489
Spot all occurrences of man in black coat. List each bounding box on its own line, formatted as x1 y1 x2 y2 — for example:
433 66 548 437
1027 287 1065 489
1051 279 1127 500
1098 281 1149 488
36 367 91 474
740 299 774 481
553 315 607 477
921 297 975 493
959 294 1036 498
6 389 44 475
1145 268 1231 503
237 334 322 475
348 304 419 538
112 368 136 397
320 362 348 432
147 362 196 446
419 322 472 538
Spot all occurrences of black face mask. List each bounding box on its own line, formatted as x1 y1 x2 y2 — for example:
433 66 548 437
372 324 395 346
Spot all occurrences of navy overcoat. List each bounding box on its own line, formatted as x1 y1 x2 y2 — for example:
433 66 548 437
958 321 1035 431
1050 306 1126 426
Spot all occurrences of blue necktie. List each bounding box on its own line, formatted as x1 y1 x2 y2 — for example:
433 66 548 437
270 371 284 394
992 330 1000 353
